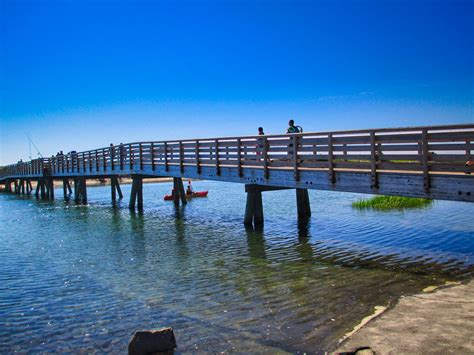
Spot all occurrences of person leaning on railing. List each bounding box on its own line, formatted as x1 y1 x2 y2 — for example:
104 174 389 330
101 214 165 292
287 119 303 160
256 127 265 160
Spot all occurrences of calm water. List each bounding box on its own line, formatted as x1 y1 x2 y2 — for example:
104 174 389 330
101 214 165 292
1 181 473 353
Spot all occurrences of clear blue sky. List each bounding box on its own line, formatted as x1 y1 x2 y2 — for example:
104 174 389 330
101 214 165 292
0 0 473 165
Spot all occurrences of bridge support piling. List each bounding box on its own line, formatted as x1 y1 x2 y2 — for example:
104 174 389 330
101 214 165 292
27 179 33 195
129 176 143 211
5 180 11 192
111 176 123 203
48 179 54 199
14 180 19 194
40 179 46 199
244 186 264 228
172 177 187 206
296 189 311 218
74 178 87 204
63 179 69 200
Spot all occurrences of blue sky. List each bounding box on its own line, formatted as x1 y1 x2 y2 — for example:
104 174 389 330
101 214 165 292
0 0 473 165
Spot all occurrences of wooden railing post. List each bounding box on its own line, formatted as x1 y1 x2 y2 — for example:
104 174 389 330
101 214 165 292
103 148 107 172
237 138 242 177
421 129 430 192
466 139 472 166
95 151 99 172
151 142 155 171
215 139 220 176
164 142 169 172
328 133 335 184
129 144 134 170
263 137 269 179
370 131 378 189
89 152 92 172
82 153 86 173
139 143 143 170
179 141 184 173
111 146 115 171
195 140 201 174
292 135 299 181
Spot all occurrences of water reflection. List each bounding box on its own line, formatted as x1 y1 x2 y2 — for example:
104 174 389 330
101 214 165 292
0 181 473 353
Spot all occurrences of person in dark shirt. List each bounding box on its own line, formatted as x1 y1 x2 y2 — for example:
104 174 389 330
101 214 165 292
286 119 303 133
286 119 303 159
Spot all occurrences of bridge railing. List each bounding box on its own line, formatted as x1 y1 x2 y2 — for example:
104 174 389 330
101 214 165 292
1 124 473 181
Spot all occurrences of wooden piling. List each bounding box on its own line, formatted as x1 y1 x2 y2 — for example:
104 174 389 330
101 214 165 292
35 179 40 198
172 177 187 206
129 176 143 210
177 178 187 206
63 179 68 200
111 176 123 202
296 188 311 218
244 185 264 228
74 178 87 204
48 179 54 199
40 179 46 199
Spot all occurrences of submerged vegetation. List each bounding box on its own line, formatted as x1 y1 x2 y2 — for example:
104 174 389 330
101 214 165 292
352 195 433 210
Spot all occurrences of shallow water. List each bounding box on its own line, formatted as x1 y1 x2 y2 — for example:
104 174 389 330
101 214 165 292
0 180 473 353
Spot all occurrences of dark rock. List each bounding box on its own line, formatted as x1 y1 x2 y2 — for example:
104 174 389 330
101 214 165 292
128 328 177 355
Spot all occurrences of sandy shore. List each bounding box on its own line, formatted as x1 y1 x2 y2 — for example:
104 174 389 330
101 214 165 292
335 280 474 354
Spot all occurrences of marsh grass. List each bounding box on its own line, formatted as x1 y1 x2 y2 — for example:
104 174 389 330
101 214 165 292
352 195 433 210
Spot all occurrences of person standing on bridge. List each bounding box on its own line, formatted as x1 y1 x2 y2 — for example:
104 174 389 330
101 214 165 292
256 127 265 160
119 143 126 167
286 119 303 134
286 119 303 160
109 143 115 166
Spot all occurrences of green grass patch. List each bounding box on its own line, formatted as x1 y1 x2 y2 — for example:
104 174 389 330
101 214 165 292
352 195 433 210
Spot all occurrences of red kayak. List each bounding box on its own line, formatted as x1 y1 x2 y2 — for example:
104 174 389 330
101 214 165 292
164 191 208 201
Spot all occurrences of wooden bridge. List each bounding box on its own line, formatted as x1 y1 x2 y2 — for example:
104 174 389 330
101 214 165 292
1 124 473 227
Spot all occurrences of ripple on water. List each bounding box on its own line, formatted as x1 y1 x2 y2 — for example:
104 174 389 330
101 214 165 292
0 181 473 353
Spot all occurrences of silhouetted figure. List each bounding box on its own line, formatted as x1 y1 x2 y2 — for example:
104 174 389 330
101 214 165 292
286 119 303 133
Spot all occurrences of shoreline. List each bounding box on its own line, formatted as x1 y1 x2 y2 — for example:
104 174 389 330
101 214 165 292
335 279 474 354
51 177 194 188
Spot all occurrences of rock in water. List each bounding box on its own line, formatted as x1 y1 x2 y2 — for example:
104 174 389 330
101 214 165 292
128 328 177 354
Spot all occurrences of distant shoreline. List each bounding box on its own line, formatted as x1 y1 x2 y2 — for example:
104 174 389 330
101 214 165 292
52 177 177 188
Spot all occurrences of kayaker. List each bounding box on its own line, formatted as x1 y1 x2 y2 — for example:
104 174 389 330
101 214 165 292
186 180 194 195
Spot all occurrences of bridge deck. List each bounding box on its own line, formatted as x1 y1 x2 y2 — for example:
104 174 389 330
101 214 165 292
1 124 473 202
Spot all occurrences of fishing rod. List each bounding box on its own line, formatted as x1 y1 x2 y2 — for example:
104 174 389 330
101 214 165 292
26 133 43 159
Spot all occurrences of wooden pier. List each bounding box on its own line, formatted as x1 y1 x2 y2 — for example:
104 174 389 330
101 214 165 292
1 124 473 227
